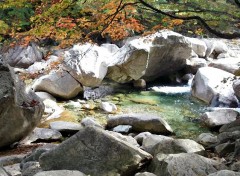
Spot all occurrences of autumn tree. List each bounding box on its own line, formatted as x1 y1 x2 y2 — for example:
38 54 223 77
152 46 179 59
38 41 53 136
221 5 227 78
0 0 239 48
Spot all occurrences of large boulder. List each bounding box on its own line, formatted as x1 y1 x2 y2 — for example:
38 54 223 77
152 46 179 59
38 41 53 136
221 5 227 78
107 30 192 82
107 113 173 134
0 64 44 148
148 153 226 176
39 126 152 176
186 37 207 58
32 69 82 99
2 42 43 68
63 43 113 87
191 67 238 107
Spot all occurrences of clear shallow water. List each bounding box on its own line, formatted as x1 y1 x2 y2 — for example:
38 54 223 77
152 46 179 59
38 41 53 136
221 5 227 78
110 90 210 139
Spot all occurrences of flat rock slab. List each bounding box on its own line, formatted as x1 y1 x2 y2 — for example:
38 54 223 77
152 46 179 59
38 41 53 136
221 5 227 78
107 113 173 134
201 109 239 128
49 121 83 132
34 170 86 176
39 126 152 176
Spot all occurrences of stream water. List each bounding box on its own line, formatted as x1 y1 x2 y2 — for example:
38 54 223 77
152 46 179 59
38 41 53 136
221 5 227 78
49 83 211 140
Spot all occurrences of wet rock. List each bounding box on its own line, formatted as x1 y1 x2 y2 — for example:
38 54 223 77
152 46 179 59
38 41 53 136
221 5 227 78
100 101 117 113
2 42 43 68
197 133 218 147
148 153 227 176
21 128 62 144
0 64 44 148
233 79 240 100
39 126 152 176
191 67 238 107
207 170 240 176
32 69 82 99
107 113 173 134
34 170 87 176
49 121 83 134
200 109 239 128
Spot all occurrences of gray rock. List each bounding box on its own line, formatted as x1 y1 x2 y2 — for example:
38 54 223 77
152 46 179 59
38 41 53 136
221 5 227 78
209 58 240 75
34 170 87 176
22 161 42 176
4 163 21 176
197 133 218 147
186 37 207 57
100 101 117 113
21 128 62 144
220 119 240 133
133 79 146 89
233 79 240 100
49 121 83 133
0 64 44 148
108 131 140 147
107 113 173 134
143 136 205 156
217 131 240 144
80 117 103 128
39 126 152 176
148 153 227 176
0 166 11 176
135 172 157 176
134 132 152 145
142 134 174 153
63 43 110 87
0 154 25 166
21 144 57 167
112 125 132 134
200 109 239 128
35 92 56 101
83 86 114 100
215 141 235 157
191 67 238 107
32 69 82 99
208 170 240 176
231 161 240 172
3 42 43 68
185 57 207 74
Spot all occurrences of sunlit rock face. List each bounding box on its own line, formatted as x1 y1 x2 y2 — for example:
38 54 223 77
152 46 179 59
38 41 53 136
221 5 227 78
107 30 192 83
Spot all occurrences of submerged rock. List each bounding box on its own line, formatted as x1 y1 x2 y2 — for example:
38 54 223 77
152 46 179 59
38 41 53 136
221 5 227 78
107 113 173 134
39 126 152 176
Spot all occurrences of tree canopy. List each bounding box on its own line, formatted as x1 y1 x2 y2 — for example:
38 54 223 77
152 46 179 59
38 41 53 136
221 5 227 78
0 0 239 47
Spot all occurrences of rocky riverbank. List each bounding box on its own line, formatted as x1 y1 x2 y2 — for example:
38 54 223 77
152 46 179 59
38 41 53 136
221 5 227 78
0 30 240 175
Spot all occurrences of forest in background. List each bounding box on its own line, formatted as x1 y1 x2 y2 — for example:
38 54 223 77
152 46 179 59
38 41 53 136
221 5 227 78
0 0 239 48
